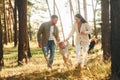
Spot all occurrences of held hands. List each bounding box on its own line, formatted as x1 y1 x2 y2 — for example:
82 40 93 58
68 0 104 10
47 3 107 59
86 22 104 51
57 38 60 42
80 32 85 35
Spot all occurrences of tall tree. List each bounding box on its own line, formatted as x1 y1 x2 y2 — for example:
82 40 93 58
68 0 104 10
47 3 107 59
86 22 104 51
28 14 32 41
83 0 87 20
55 2 65 40
69 0 74 46
77 0 80 14
28 1 33 41
101 0 110 62
27 39 32 59
13 0 18 47
0 0 4 67
46 0 51 16
0 15 4 68
53 0 55 14
92 0 100 38
17 0 28 65
7 6 13 43
110 0 120 79
3 0 8 45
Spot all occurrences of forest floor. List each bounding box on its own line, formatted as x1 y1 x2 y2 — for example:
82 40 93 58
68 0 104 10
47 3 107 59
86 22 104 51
0 41 111 80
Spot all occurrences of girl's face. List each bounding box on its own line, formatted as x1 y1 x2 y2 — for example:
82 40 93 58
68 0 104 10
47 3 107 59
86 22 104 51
59 42 65 49
75 17 81 24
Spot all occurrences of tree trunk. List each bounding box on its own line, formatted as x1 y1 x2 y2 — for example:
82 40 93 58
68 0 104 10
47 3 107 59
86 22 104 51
3 0 8 45
101 0 110 62
78 0 80 14
69 0 74 46
83 0 87 20
53 0 55 15
26 30 32 59
110 0 120 79
0 15 4 68
7 10 12 43
46 0 51 17
13 0 18 47
0 0 4 68
17 0 28 65
92 0 97 39
28 15 32 41
27 38 32 59
55 2 65 40
8 0 14 43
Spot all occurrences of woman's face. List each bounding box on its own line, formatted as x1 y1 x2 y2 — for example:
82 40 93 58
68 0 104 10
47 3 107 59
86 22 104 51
75 17 81 23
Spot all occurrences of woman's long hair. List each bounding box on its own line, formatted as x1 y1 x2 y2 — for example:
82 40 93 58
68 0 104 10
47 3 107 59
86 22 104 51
75 14 87 23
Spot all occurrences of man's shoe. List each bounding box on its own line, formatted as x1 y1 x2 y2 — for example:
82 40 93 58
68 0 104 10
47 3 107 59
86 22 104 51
44 55 49 63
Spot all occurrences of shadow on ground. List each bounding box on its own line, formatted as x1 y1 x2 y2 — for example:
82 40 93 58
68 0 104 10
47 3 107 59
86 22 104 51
4 68 81 80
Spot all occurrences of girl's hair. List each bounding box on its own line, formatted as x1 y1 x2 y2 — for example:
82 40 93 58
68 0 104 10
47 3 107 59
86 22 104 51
75 14 87 23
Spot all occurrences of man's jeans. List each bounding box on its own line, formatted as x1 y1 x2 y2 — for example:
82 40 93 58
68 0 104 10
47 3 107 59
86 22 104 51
42 40 55 66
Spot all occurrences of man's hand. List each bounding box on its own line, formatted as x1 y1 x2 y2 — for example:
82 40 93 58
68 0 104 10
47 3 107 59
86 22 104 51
57 38 60 42
38 43 43 48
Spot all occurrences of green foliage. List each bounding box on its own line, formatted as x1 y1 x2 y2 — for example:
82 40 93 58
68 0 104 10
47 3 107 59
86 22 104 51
27 0 49 40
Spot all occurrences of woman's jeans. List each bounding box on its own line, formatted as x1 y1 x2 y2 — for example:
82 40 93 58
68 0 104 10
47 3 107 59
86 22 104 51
75 43 89 65
42 40 55 66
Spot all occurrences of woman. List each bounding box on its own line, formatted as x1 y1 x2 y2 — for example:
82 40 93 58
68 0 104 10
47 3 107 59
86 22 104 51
66 14 92 67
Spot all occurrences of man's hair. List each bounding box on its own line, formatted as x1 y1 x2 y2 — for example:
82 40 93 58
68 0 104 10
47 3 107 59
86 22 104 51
51 15 58 19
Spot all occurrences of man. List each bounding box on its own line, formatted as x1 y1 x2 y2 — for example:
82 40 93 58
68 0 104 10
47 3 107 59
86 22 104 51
37 15 60 69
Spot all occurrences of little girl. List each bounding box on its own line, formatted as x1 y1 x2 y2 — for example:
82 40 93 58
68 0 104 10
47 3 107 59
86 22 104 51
59 41 72 67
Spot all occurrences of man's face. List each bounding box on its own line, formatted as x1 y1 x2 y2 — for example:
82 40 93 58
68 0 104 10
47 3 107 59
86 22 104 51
51 18 58 25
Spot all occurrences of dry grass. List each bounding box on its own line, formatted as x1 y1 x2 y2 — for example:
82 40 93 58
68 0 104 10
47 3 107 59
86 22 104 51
0 42 111 80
